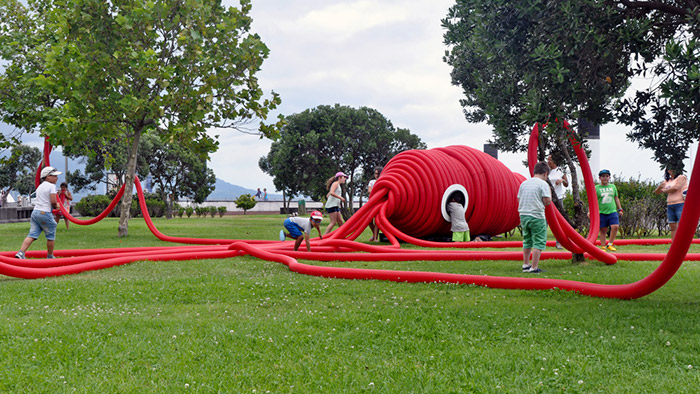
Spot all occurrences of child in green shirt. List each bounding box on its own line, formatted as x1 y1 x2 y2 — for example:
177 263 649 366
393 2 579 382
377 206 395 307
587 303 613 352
595 169 623 251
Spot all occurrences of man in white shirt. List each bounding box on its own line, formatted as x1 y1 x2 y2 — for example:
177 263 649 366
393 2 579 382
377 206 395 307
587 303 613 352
15 166 62 259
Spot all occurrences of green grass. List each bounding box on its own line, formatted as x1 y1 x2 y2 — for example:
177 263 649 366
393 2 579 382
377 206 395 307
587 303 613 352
1 215 699 393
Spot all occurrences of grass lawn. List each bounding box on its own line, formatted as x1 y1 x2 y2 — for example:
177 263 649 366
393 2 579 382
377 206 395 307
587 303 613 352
1 215 699 393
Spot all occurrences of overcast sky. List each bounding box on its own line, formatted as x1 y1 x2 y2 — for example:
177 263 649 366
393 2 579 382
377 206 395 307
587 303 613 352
209 0 696 192
5 0 697 193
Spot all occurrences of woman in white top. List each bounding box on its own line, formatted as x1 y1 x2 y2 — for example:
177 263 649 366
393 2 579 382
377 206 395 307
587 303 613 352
324 171 347 235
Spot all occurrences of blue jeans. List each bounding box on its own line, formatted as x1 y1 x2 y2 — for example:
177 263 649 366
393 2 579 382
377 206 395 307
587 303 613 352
667 203 684 223
28 209 57 241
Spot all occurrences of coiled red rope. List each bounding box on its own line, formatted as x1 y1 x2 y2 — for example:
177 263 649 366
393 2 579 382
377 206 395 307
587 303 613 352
2 126 698 299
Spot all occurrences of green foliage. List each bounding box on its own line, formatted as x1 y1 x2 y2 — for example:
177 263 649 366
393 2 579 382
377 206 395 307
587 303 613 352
63 137 151 193
564 175 670 238
194 206 207 218
176 205 185 218
235 194 256 215
185 206 194 218
0 144 41 195
208 206 217 218
75 193 166 218
442 0 640 153
259 104 426 210
620 37 700 173
139 134 216 218
143 198 166 218
75 194 114 217
442 0 700 171
217 206 227 218
0 0 283 235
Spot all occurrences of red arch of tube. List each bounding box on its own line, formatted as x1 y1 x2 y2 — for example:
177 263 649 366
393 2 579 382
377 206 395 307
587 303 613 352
2 126 698 299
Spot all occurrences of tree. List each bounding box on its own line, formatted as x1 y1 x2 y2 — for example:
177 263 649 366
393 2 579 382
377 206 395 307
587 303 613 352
442 0 699 232
0 1 58 154
443 0 700 171
140 134 216 218
0 144 41 199
616 3 700 172
64 137 150 193
0 0 283 237
442 0 646 229
259 104 426 217
234 193 256 215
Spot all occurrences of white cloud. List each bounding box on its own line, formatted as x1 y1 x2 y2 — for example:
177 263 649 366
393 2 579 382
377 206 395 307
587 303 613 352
10 0 695 198
291 1 413 41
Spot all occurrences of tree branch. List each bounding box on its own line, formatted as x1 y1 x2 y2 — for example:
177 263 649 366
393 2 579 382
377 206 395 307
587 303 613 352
617 0 693 16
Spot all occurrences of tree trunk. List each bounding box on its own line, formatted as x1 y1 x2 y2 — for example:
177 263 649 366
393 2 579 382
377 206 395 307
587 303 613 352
559 135 587 234
118 128 142 237
341 183 350 220
557 129 585 262
165 193 174 219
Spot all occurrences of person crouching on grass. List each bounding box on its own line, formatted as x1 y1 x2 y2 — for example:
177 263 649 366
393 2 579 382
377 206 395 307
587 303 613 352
517 161 552 273
280 210 324 251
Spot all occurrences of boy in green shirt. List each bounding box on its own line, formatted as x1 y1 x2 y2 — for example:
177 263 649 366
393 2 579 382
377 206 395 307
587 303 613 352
595 169 623 251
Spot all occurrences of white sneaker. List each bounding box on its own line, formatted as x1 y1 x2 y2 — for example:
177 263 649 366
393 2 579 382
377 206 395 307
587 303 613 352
15 251 25 259
279 230 286 241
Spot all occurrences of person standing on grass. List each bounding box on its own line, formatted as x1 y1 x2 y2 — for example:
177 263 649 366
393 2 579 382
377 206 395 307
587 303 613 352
15 166 62 259
447 193 469 242
654 166 687 240
517 161 552 273
280 211 324 251
596 169 623 251
324 172 347 236
55 182 73 229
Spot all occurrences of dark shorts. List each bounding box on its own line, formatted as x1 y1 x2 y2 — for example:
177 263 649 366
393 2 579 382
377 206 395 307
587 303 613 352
600 212 619 228
283 218 304 239
326 206 340 213
667 203 684 223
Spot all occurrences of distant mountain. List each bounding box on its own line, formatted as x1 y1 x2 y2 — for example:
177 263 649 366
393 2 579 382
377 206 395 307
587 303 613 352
206 179 256 200
206 178 282 201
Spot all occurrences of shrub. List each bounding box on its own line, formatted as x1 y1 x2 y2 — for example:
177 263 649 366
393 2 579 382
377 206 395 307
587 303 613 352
177 206 185 218
144 198 166 218
208 206 217 218
235 194 257 215
185 206 194 218
195 206 207 217
563 175 669 238
75 195 114 217
217 206 227 217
